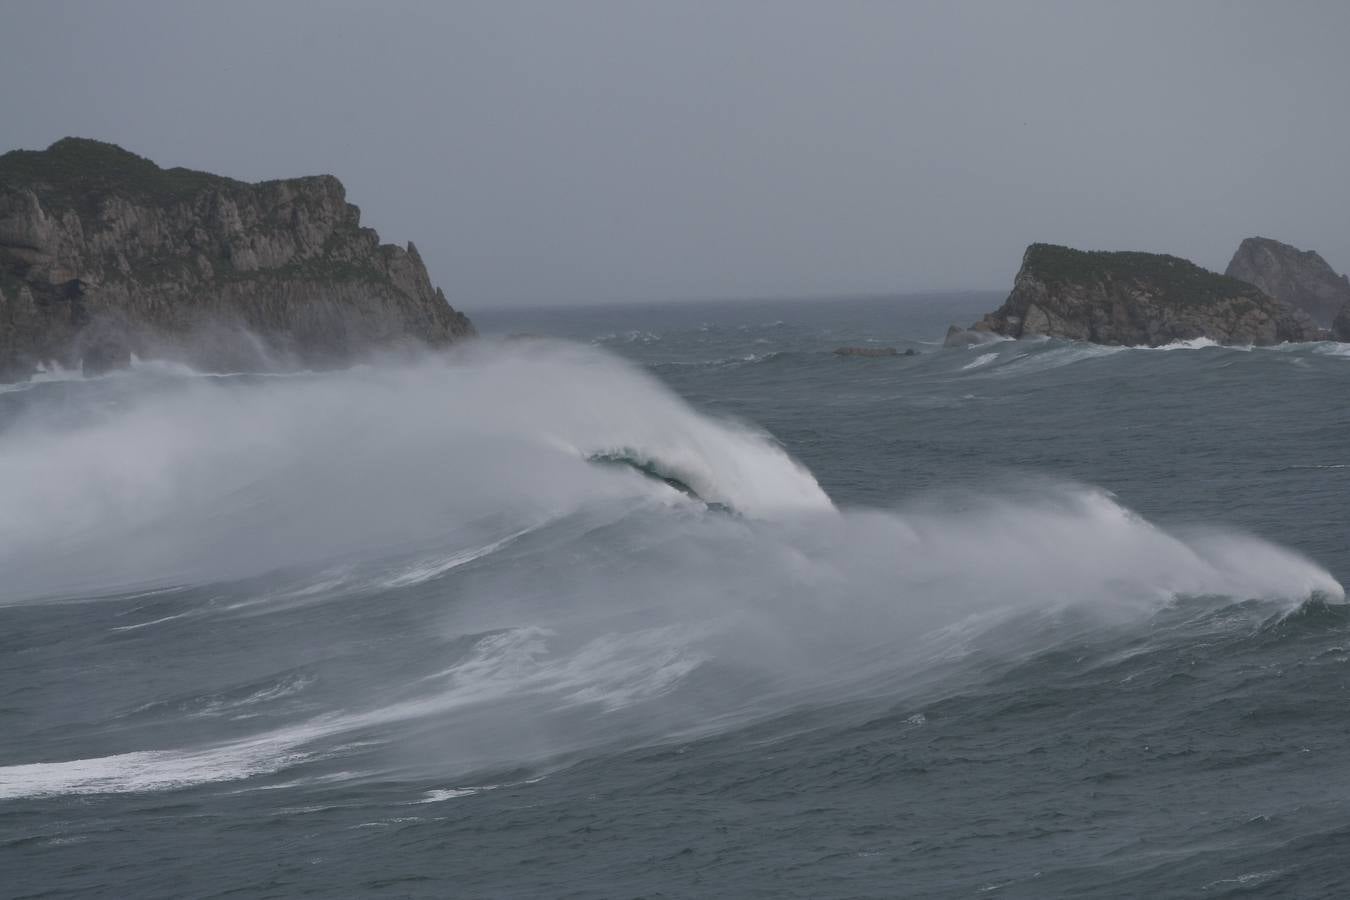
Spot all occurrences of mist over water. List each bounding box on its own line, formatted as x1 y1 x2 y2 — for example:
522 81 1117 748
4 296 1349 897
0 344 830 600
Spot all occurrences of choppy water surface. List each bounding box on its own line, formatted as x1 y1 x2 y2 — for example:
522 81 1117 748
3 293 1349 898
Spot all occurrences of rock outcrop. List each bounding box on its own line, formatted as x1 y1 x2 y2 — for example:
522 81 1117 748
1334 304 1350 343
949 243 1317 348
1223 236 1350 328
0 137 473 381
834 346 900 357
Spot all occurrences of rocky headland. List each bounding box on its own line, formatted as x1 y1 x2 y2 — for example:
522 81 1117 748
1224 236 1350 331
946 242 1325 348
0 138 473 381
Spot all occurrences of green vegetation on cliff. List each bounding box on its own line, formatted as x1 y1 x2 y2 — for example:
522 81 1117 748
1023 243 1267 308
0 137 237 205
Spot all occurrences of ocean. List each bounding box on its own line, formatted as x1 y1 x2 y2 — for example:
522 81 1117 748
2 292 1348 898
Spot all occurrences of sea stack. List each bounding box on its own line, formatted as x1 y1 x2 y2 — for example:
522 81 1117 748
945 243 1317 347
0 137 473 381
1223 236 1350 329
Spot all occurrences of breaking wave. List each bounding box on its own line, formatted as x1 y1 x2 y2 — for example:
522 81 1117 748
0 342 1340 800
940 334 1350 380
0 342 829 601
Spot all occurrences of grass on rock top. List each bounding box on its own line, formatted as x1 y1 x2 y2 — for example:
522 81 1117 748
0 138 238 203
0 138 392 288
1023 243 1268 306
0 137 339 210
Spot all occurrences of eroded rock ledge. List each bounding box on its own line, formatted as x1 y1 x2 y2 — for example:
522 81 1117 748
0 137 473 381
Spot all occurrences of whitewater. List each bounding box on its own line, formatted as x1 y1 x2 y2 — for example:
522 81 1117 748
3 292 1349 898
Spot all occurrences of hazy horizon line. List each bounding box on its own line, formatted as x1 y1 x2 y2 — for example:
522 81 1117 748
463 287 1006 311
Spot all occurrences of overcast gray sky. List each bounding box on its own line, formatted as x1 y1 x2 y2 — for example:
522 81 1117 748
3 1 1348 307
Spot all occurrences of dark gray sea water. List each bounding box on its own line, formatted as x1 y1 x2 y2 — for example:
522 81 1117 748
3 293 1349 898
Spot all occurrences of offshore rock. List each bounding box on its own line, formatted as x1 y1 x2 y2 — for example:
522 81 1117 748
1224 236 1350 328
0 137 473 381
952 243 1317 347
834 346 898 357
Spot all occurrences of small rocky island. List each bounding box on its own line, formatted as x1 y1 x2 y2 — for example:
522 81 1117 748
0 138 473 381
946 243 1329 348
1224 236 1350 330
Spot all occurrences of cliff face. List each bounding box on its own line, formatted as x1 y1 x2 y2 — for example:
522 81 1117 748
948 243 1317 348
1223 236 1350 328
0 138 472 381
